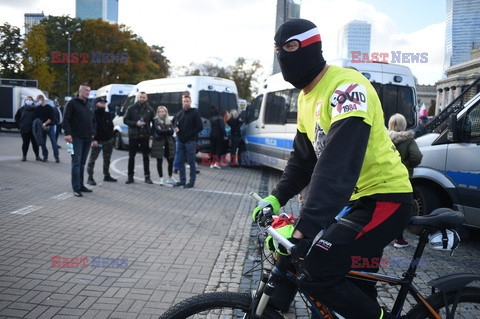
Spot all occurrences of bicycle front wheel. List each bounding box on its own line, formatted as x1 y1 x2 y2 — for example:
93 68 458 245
407 287 480 318
159 292 284 319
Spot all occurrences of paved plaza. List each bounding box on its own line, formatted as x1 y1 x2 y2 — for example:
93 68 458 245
0 131 479 318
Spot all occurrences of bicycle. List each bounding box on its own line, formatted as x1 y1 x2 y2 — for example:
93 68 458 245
159 194 480 318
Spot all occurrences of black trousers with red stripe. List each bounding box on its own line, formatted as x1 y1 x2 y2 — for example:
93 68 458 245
297 197 412 319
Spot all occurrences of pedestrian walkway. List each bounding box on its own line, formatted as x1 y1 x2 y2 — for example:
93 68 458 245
0 131 479 318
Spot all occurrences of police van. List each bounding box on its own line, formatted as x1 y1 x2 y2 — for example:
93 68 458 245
95 84 135 116
240 60 418 170
113 76 239 151
412 83 480 228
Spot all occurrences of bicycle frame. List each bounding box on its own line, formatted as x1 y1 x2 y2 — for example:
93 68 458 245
257 227 442 318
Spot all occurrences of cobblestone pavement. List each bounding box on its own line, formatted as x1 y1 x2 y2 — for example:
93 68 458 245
1 130 479 318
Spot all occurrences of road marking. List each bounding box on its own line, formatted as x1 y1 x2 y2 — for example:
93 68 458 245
52 192 73 200
190 188 245 196
10 205 42 215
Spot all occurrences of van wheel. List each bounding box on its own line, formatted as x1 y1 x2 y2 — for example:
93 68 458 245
114 132 124 150
409 184 444 234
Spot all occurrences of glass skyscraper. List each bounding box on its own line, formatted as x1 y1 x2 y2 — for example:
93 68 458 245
444 0 480 71
76 0 118 23
337 20 371 60
24 12 45 34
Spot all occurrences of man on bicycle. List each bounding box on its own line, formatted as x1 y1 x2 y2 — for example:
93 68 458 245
253 18 413 319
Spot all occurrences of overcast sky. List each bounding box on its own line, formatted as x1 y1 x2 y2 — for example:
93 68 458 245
1 0 446 86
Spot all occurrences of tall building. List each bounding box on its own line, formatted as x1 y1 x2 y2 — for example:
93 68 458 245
24 12 45 34
76 0 118 23
337 20 371 60
272 0 301 74
443 0 480 71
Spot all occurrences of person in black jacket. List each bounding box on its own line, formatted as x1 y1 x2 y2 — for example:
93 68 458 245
34 94 59 162
123 92 155 184
173 94 203 188
227 109 242 166
86 98 117 186
63 83 96 197
151 106 176 185
15 96 41 162
208 107 224 169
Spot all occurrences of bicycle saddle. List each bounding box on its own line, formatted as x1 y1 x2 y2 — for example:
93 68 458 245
410 208 465 229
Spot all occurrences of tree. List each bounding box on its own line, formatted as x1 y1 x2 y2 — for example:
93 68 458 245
230 58 262 101
0 23 24 78
185 58 263 100
23 24 55 91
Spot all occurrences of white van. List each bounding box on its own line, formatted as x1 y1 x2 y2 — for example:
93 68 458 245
95 84 134 115
0 78 45 130
240 61 418 170
113 76 239 151
412 90 480 228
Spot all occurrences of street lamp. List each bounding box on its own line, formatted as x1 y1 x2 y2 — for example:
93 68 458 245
56 20 81 97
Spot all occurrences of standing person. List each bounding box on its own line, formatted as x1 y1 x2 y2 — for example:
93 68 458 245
63 83 96 197
151 106 176 185
173 94 203 188
388 113 423 248
15 96 41 161
221 110 230 165
123 92 155 184
252 19 412 319
54 100 64 148
227 109 241 166
34 95 60 163
86 98 117 186
208 107 224 169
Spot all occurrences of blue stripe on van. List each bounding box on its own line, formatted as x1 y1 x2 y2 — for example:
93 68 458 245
246 136 294 150
443 170 480 189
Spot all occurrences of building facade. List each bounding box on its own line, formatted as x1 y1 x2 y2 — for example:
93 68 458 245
76 0 118 23
337 20 371 60
24 12 45 34
272 0 301 74
417 85 437 116
436 47 480 114
443 0 480 71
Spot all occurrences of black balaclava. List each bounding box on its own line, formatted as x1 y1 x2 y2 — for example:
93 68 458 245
274 19 326 89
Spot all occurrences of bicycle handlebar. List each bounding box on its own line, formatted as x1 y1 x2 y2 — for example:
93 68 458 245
251 191 296 255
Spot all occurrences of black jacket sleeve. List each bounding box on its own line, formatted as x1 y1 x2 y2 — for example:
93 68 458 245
294 116 371 238
123 105 137 127
271 130 317 205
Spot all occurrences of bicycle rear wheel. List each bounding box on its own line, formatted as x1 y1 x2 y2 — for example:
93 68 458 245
407 287 480 318
159 292 284 319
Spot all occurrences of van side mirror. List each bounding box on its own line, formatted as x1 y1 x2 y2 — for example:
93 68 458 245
447 114 458 142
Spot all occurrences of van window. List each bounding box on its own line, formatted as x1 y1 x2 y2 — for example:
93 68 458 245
464 103 480 143
198 90 238 118
110 94 128 110
148 92 183 115
264 89 299 125
247 94 263 123
372 83 415 128
121 95 135 114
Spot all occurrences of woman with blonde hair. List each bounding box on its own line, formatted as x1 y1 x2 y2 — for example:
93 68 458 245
388 113 423 248
151 106 176 185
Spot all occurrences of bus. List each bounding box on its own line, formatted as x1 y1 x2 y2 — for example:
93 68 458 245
113 76 239 152
240 61 418 170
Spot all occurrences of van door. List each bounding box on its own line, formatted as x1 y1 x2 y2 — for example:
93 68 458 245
445 102 480 227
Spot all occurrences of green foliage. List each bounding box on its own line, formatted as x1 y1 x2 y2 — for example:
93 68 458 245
0 23 24 78
23 24 55 91
186 58 263 100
